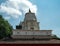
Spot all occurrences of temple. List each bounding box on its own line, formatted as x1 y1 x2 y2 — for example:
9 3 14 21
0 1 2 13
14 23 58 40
12 9 53 40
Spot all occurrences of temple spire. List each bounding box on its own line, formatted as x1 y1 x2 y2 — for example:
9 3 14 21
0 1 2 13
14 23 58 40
29 9 31 13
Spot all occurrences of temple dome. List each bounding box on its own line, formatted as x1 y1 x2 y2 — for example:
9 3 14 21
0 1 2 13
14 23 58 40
24 9 37 21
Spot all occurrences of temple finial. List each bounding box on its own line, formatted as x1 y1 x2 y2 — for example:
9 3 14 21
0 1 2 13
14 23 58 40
29 9 31 13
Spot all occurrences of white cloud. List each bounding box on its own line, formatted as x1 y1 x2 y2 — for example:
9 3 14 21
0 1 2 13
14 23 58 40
0 5 22 18
0 0 37 19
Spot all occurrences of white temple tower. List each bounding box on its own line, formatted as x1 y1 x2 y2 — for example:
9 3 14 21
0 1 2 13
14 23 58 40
21 9 39 30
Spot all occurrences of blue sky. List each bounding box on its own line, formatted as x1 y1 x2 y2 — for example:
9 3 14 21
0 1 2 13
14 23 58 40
0 0 60 38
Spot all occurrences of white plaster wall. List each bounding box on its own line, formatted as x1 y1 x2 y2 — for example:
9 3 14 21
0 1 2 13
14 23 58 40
13 30 52 35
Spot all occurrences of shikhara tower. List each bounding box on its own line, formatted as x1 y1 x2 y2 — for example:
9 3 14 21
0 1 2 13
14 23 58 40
16 9 39 30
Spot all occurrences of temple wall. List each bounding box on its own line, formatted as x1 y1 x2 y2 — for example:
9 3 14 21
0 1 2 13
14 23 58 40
12 30 52 36
11 35 52 39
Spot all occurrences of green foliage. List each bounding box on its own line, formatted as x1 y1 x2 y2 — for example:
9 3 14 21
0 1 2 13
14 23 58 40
53 35 58 38
0 15 13 39
52 35 60 40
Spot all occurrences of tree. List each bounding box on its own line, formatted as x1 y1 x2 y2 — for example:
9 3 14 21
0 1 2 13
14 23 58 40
53 35 58 38
0 15 13 39
52 35 60 40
